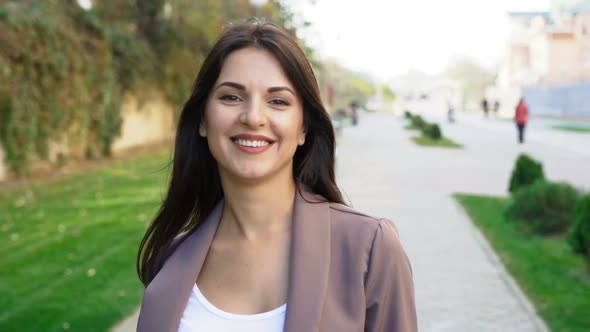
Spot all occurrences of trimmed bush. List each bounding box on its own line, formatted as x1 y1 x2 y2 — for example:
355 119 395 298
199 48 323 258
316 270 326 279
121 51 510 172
508 154 545 193
569 194 590 262
505 180 579 234
411 115 426 130
404 114 447 142
424 124 442 140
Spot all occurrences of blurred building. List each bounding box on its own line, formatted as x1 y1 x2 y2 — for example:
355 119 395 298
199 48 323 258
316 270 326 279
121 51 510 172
391 71 463 115
493 2 590 117
365 88 395 113
498 8 590 87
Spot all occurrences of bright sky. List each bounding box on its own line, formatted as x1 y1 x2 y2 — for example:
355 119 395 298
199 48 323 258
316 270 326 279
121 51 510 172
290 0 551 81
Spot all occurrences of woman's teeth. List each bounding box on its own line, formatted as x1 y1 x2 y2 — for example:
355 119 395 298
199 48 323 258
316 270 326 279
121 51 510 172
235 139 270 147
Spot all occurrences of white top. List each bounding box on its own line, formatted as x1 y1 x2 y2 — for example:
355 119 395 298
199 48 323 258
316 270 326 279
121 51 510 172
178 284 287 332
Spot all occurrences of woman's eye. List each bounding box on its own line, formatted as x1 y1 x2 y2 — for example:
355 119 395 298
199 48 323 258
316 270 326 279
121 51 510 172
219 95 241 102
269 98 290 106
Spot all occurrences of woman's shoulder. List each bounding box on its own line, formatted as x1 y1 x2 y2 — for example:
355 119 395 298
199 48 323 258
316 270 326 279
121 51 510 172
327 202 402 247
328 202 391 228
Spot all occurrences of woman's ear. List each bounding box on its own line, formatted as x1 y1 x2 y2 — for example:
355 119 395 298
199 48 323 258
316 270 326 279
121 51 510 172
199 123 207 137
298 129 306 146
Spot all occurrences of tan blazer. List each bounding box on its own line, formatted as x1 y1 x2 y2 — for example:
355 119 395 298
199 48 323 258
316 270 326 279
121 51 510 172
137 188 417 332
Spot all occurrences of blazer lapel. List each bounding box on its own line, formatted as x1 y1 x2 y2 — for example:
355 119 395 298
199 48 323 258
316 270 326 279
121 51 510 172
137 200 224 332
138 188 331 332
283 188 331 332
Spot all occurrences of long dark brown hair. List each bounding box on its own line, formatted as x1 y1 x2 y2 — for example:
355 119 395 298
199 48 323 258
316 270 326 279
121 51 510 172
137 21 344 286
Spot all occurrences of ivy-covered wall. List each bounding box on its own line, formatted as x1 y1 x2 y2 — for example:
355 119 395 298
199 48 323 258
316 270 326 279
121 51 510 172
0 145 6 181
0 92 175 182
111 92 175 152
0 0 297 178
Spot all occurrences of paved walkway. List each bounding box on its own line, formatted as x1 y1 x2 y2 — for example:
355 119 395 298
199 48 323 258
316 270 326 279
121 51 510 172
336 111 590 331
112 111 590 331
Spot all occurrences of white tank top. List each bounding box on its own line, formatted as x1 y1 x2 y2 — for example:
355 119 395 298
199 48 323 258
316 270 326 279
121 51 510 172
178 284 287 332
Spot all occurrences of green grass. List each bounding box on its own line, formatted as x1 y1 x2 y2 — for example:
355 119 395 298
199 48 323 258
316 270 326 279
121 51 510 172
551 124 590 133
0 151 172 331
455 194 590 332
411 136 463 148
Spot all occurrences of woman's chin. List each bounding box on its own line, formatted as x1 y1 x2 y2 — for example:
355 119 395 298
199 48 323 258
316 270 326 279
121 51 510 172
220 160 292 183
226 167 273 182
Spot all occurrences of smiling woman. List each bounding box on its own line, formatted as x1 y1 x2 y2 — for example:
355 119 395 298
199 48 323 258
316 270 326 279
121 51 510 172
202 47 306 182
136 20 417 332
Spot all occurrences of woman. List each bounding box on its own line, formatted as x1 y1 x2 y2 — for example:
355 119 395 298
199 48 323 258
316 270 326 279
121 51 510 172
136 21 416 332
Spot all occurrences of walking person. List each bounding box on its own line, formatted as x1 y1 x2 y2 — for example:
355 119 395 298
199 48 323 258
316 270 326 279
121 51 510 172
447 99 455 123
493 100 500 118
350 100 359 126
135 20 417 332
481 97 489 118
515 97 529 144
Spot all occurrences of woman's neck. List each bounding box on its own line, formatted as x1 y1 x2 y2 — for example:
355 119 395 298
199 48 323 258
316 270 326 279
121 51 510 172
217 173 297 241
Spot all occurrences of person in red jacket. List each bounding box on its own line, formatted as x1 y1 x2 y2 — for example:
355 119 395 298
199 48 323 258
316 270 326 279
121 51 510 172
514 97 529 143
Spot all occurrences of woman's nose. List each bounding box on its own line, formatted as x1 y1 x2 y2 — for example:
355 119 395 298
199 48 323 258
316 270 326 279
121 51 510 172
241 98 267 127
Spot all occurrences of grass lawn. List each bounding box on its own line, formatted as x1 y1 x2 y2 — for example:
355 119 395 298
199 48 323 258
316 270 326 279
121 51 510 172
411 136 463 148
0 151 172 331
455 194 590 332
551 124 590 134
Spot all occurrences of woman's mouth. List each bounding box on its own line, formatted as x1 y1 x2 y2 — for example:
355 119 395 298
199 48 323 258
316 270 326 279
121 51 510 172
233 139 270 147
230 134 275 153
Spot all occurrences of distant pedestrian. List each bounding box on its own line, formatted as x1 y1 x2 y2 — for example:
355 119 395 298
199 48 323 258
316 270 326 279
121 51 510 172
481 98 489 118
447 100 455 123
514 97 529 144
493 100 500 117
350 100 359 126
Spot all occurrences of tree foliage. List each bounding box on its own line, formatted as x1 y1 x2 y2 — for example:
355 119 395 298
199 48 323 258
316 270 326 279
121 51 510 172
0 0 300 176
316 60 376 110
382 85 396 101
444 55 495 108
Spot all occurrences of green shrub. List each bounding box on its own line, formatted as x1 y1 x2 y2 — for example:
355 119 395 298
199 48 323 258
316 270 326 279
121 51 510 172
411 115 426 130
508 154 545 193
505 181 579 234
404 110 412 119
424 123 442 140
569 194 590 262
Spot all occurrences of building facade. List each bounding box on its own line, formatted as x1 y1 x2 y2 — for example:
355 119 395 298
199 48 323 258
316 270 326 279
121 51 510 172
494 2 590 116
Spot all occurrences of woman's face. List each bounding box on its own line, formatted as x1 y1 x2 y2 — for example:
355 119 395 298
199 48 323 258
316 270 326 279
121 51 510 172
202 47 305 183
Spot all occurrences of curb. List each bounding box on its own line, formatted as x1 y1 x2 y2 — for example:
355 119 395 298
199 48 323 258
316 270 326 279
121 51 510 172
452 198 551 332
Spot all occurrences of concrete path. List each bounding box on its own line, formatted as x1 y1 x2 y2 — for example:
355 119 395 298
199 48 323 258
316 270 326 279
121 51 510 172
112 111 590 331
111 309 139 332
335 111 589 331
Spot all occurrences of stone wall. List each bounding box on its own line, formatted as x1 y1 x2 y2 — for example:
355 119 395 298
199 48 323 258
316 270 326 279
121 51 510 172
0 145 6 182
0 92 175 182
111 93 175 153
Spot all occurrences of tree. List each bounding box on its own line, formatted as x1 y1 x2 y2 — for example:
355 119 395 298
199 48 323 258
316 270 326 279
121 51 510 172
382 85 396 102
444 55 495 109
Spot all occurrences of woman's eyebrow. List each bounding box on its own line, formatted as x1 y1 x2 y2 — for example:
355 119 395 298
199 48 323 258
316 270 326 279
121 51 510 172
267 86 296 96
215 81 246 91
215 81 295 96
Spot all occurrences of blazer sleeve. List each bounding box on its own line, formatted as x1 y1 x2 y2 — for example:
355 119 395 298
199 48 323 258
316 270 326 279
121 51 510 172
364 219 417 332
